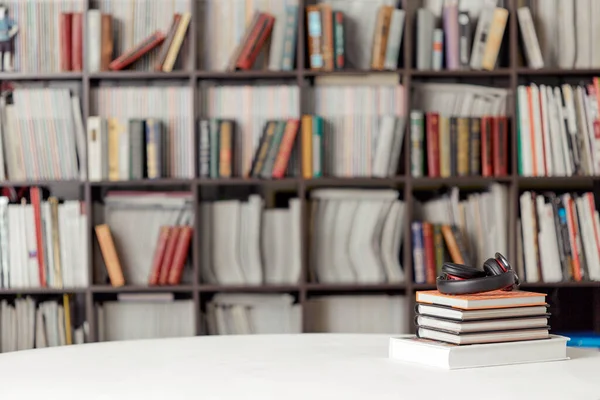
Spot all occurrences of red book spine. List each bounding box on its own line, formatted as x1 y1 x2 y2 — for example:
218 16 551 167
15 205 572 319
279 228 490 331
30 188 47 287
480 116 493 177
236 14 275 70
272 119 300 178
59 13 73 71
493 116 508 176
426 113 440 177
334 12 344 68
148 226 172 285
167 226 193 285
109 31 166 71
158 226 181 285
422 222 436 284
71 12 83 71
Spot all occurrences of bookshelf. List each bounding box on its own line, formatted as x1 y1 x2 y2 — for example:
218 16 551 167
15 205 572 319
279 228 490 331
0 0 599 344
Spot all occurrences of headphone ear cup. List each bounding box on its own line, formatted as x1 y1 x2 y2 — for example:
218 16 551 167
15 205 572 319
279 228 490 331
442 263 486 279
483 258 505 276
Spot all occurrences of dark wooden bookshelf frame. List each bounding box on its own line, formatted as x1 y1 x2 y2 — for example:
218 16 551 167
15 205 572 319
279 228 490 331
0 0 598 341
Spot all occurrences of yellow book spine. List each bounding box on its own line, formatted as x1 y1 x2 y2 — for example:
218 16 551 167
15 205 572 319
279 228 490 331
481 8 509 71
301 115 313 178
162 12 191 72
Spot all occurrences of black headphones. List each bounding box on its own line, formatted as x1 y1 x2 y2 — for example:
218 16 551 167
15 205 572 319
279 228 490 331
436 253 520 295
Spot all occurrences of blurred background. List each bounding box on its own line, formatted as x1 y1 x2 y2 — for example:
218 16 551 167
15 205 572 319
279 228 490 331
0 0 599 352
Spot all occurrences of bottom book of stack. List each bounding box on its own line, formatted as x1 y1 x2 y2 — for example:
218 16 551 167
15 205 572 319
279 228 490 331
389 289 569 369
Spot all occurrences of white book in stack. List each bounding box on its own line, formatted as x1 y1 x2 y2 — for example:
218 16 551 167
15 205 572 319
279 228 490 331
389 335 569 370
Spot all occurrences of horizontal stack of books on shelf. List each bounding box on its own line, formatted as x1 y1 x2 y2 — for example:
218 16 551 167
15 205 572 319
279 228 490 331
518 191 600 283
0 296 87 352
412 184 508 283
415 0 508 71
390 288 568 369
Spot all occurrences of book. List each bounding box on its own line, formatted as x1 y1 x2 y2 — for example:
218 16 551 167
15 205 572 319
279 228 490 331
417 326 550 345
416 315 550 333
415 290 546 310
415 303 550 321
389 335 569 369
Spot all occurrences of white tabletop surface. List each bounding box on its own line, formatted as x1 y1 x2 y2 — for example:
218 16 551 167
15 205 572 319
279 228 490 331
0 333 599 400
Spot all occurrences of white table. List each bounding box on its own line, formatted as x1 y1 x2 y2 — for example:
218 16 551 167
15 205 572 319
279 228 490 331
0 333 598 399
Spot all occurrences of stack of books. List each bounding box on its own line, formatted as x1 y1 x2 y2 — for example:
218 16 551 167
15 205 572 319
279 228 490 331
389 289 569 369
413 289 550 345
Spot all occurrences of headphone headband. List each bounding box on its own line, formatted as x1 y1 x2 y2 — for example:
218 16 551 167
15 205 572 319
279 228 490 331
436 253 518 295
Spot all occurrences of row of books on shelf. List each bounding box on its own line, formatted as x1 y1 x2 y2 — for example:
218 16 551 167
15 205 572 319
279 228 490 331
518 191 600 283
0 293 406 351
410 111 509 178
517 82 600 177
0 189 88 290
6 183 600 290
11 0 600 74
0 296 86 353
411 184 508 284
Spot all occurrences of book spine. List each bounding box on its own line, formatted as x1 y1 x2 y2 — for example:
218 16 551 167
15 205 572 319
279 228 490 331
426 113 439 177
199 119 210 178
301 116 313 178
411 222 425 284
236 14 275 70
481 116 493 176
320 5 334 70
493 116 509 176
100 14 113 71
333 11 345 69
410 111 424 177
218 120 234 178
469 117 481 175
167 226 193 285
457 117 470 176
422 222 436 284
306 6 324 69
281 5 299 71
148 226 171 285
109 31 166 71
71 13 83 71
145 119 163 179
158 227 182 285
312 116 323 177
272 119 300 179
59 13 73 71
449 117 458 176
94 224 125 287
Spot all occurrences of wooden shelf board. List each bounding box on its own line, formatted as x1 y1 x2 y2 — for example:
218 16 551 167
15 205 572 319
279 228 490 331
411 176 512 190
304 69 403 76
305 283 407 291
89 179 194 187
195 70 298 79
304 177 404 188
198 284 300 292
0 287 87 295
516 68 600 76
0 72 83 80
411 69 511 77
